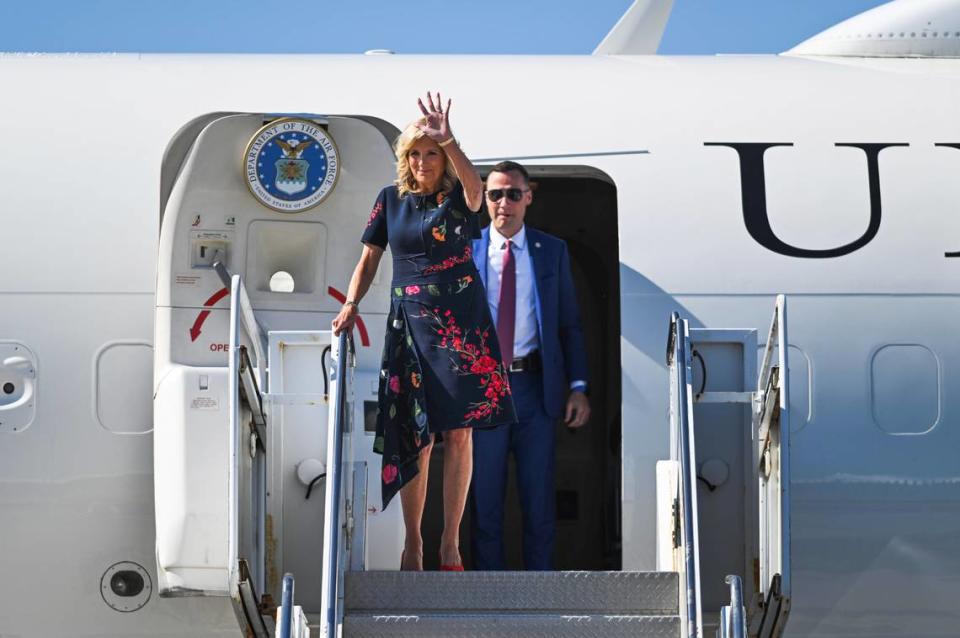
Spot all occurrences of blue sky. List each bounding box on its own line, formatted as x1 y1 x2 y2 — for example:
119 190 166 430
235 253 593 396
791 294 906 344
0 0 890 55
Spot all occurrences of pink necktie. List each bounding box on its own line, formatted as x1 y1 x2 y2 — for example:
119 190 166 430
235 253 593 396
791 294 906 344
497 239 516 366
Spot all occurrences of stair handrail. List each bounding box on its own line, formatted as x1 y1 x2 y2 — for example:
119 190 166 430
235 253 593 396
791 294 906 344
718 575 747 638
754 295 792 637
319 329 355 638
278 573 295 638
215 260 268 383
668 313 704 638
226 273 269 601
757 295 786 417
756 294 791 594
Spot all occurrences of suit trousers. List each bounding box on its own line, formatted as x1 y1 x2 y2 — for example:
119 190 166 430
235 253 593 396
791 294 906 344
471 369 556 570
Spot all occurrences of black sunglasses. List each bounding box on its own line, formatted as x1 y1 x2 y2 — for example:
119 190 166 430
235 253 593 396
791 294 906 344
486 188 528 203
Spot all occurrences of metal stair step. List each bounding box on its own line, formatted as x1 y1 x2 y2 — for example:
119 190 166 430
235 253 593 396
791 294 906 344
344 570 678 615
343 612 680 638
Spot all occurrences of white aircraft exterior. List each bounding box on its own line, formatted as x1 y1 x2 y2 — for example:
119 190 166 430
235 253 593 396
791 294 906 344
1 0 959 636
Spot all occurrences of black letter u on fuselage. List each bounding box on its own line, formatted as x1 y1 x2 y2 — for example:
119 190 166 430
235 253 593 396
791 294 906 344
705 142 907 258
936 144 960 257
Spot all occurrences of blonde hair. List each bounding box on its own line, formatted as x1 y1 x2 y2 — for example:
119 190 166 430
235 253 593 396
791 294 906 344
394 118 458 198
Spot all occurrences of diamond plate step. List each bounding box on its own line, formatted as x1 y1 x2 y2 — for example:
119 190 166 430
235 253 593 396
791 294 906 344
345 571 678 615
344 613 680 638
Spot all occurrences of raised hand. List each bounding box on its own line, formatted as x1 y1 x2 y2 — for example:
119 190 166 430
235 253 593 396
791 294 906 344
416 91 453 143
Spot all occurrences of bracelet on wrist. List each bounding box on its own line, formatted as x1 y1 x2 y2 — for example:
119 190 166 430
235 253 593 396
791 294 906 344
344 300 359 310
438 136 456 148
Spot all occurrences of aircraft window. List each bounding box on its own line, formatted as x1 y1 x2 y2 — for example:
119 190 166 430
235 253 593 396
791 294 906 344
871 344 940 435
2 382 13 394
269 271 295 293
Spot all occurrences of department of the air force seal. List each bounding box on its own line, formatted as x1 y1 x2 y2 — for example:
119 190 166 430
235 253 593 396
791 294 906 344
244 117 340 213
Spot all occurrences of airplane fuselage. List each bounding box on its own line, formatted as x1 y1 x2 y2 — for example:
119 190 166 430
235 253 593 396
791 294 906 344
1 52 959 636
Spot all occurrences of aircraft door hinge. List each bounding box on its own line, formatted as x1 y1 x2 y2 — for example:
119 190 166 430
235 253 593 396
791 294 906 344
672 497 681 549
344 498 355 551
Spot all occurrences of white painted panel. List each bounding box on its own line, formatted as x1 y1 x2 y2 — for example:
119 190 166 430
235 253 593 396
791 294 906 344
94 341 153 434
154 365 231 594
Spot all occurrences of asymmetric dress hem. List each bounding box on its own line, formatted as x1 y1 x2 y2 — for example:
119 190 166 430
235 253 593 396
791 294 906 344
362 182 517 508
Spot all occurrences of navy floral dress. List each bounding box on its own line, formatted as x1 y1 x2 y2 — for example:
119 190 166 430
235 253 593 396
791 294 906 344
362 182 516 509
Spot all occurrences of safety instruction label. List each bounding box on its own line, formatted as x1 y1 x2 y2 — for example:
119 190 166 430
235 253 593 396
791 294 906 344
175 274 201 287
190 396 220 411
192 231 231 242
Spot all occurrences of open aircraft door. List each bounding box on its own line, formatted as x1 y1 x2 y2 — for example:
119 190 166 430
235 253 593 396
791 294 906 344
153 113 398 634
753 295 791 638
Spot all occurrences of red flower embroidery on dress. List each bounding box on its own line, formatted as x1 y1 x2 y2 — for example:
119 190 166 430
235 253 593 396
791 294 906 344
416 305 511 424
422 245 473 275
470 355 498 375
389 375 401 394
405 285 421 295
366 200 383 227
382 464 398 484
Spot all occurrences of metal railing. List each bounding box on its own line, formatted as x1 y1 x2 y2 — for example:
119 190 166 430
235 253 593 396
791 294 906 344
215 260 268 382
668 313 704 638
319 329 354 638
718 575 747 638
755 294 792 638
277 573 295 638
226 273 268 601
757 297 783 417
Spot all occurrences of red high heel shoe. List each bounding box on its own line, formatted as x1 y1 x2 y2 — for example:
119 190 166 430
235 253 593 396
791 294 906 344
439 549 464 571
440 564 464 572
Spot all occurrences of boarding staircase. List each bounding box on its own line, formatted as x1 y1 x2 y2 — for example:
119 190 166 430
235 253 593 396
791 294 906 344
343 571 680 637
281 301 788 638
176 268 789 638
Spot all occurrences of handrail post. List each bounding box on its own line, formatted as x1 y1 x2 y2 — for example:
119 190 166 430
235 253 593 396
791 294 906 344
723 575 747 638
214 260 268 383
670 313 703 638
320 330 352 638
775 294 791 601
277 573 295 638
226 275 241 591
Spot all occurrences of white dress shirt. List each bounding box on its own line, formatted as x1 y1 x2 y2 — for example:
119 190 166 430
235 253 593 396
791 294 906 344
486 225 587 393
486 224 539 359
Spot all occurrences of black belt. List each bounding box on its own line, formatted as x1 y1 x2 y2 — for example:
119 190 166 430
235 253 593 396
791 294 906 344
509 350 541 373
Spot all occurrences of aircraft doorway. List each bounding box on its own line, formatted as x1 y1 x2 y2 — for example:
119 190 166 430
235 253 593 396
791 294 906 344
421 167 622 570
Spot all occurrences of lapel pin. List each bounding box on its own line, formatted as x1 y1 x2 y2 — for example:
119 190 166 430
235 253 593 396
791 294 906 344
535 242 541 248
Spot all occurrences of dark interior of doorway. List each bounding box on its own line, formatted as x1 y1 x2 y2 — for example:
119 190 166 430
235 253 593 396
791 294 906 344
421 168 622 571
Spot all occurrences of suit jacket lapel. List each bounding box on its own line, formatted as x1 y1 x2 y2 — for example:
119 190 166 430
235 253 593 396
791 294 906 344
528 229 545 338
475 227 490 289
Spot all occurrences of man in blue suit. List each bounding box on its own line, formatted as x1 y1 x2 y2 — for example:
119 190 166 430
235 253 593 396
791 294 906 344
470 161 590 570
